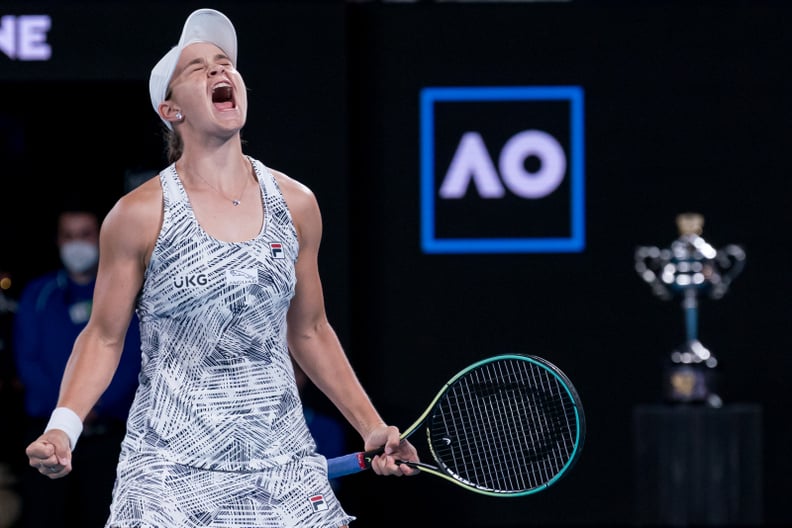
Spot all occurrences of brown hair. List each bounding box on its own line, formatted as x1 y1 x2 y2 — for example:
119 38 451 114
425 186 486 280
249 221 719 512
164 128 184 164
161 87 184 163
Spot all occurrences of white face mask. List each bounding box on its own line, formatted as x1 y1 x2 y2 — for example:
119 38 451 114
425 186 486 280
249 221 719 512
60 240 99 274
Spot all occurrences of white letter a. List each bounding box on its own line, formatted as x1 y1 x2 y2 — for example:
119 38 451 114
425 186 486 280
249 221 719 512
439 132 505 199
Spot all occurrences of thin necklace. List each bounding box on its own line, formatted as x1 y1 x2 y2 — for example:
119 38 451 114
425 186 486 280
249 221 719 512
193 170 247 206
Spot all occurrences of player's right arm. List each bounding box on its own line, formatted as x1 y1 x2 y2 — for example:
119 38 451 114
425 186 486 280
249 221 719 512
25 177 163 478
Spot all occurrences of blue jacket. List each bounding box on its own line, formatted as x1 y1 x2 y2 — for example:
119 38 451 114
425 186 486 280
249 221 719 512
12 269 142 421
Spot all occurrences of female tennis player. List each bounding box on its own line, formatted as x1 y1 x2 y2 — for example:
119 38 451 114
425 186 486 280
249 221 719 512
24 8 418 527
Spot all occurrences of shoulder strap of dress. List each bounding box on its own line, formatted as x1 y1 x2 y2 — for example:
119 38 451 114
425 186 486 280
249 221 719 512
159 162 182 206
249 157 281 197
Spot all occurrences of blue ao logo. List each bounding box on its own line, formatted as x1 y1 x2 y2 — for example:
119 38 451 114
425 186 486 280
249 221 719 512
420 86 585 254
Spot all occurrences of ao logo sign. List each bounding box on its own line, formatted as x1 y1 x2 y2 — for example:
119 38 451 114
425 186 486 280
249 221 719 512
420 86 585 254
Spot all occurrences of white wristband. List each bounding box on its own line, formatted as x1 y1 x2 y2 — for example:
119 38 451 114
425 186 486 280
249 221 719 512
45 407 83 450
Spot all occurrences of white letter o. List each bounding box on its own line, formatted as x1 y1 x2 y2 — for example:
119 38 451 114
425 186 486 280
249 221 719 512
499 130 566 199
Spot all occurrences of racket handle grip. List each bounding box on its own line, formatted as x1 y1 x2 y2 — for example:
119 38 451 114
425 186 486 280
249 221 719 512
326 448 383 479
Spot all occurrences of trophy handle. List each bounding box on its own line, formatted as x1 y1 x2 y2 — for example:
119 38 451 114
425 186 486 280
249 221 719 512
710 244 746 299
634 246 673 300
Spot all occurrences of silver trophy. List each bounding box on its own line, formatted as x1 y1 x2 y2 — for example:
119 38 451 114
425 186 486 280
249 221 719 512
634 213 745 407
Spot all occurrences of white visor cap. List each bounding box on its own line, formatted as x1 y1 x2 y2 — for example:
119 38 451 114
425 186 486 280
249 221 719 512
148 8 238 129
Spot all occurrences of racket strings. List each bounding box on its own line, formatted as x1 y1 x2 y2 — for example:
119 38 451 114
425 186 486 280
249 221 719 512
428 358 580 493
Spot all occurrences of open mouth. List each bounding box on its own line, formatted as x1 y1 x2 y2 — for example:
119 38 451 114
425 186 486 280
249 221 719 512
212 83 234 110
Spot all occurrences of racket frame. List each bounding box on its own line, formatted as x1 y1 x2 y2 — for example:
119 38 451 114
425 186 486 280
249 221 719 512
326 353 585 497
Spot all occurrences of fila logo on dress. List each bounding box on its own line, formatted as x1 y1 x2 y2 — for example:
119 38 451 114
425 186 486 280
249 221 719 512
270 242 285 259
309 494 328 512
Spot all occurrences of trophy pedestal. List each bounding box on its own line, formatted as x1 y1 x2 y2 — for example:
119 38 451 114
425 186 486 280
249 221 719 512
633 403 763 526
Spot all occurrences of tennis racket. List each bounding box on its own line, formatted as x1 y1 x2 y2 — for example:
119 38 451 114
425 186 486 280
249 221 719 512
326 353 585 497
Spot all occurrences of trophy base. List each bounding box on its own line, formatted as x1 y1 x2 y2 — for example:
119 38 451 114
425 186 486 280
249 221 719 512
662 340 722 408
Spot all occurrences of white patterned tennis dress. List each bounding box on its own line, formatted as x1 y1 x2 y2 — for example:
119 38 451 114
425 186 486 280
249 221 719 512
106 158 355 528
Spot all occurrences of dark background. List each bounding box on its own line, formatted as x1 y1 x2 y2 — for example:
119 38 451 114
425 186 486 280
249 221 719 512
1 1 790 526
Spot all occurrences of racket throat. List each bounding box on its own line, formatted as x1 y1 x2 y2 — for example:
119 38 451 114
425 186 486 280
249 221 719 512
398 459 435 472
